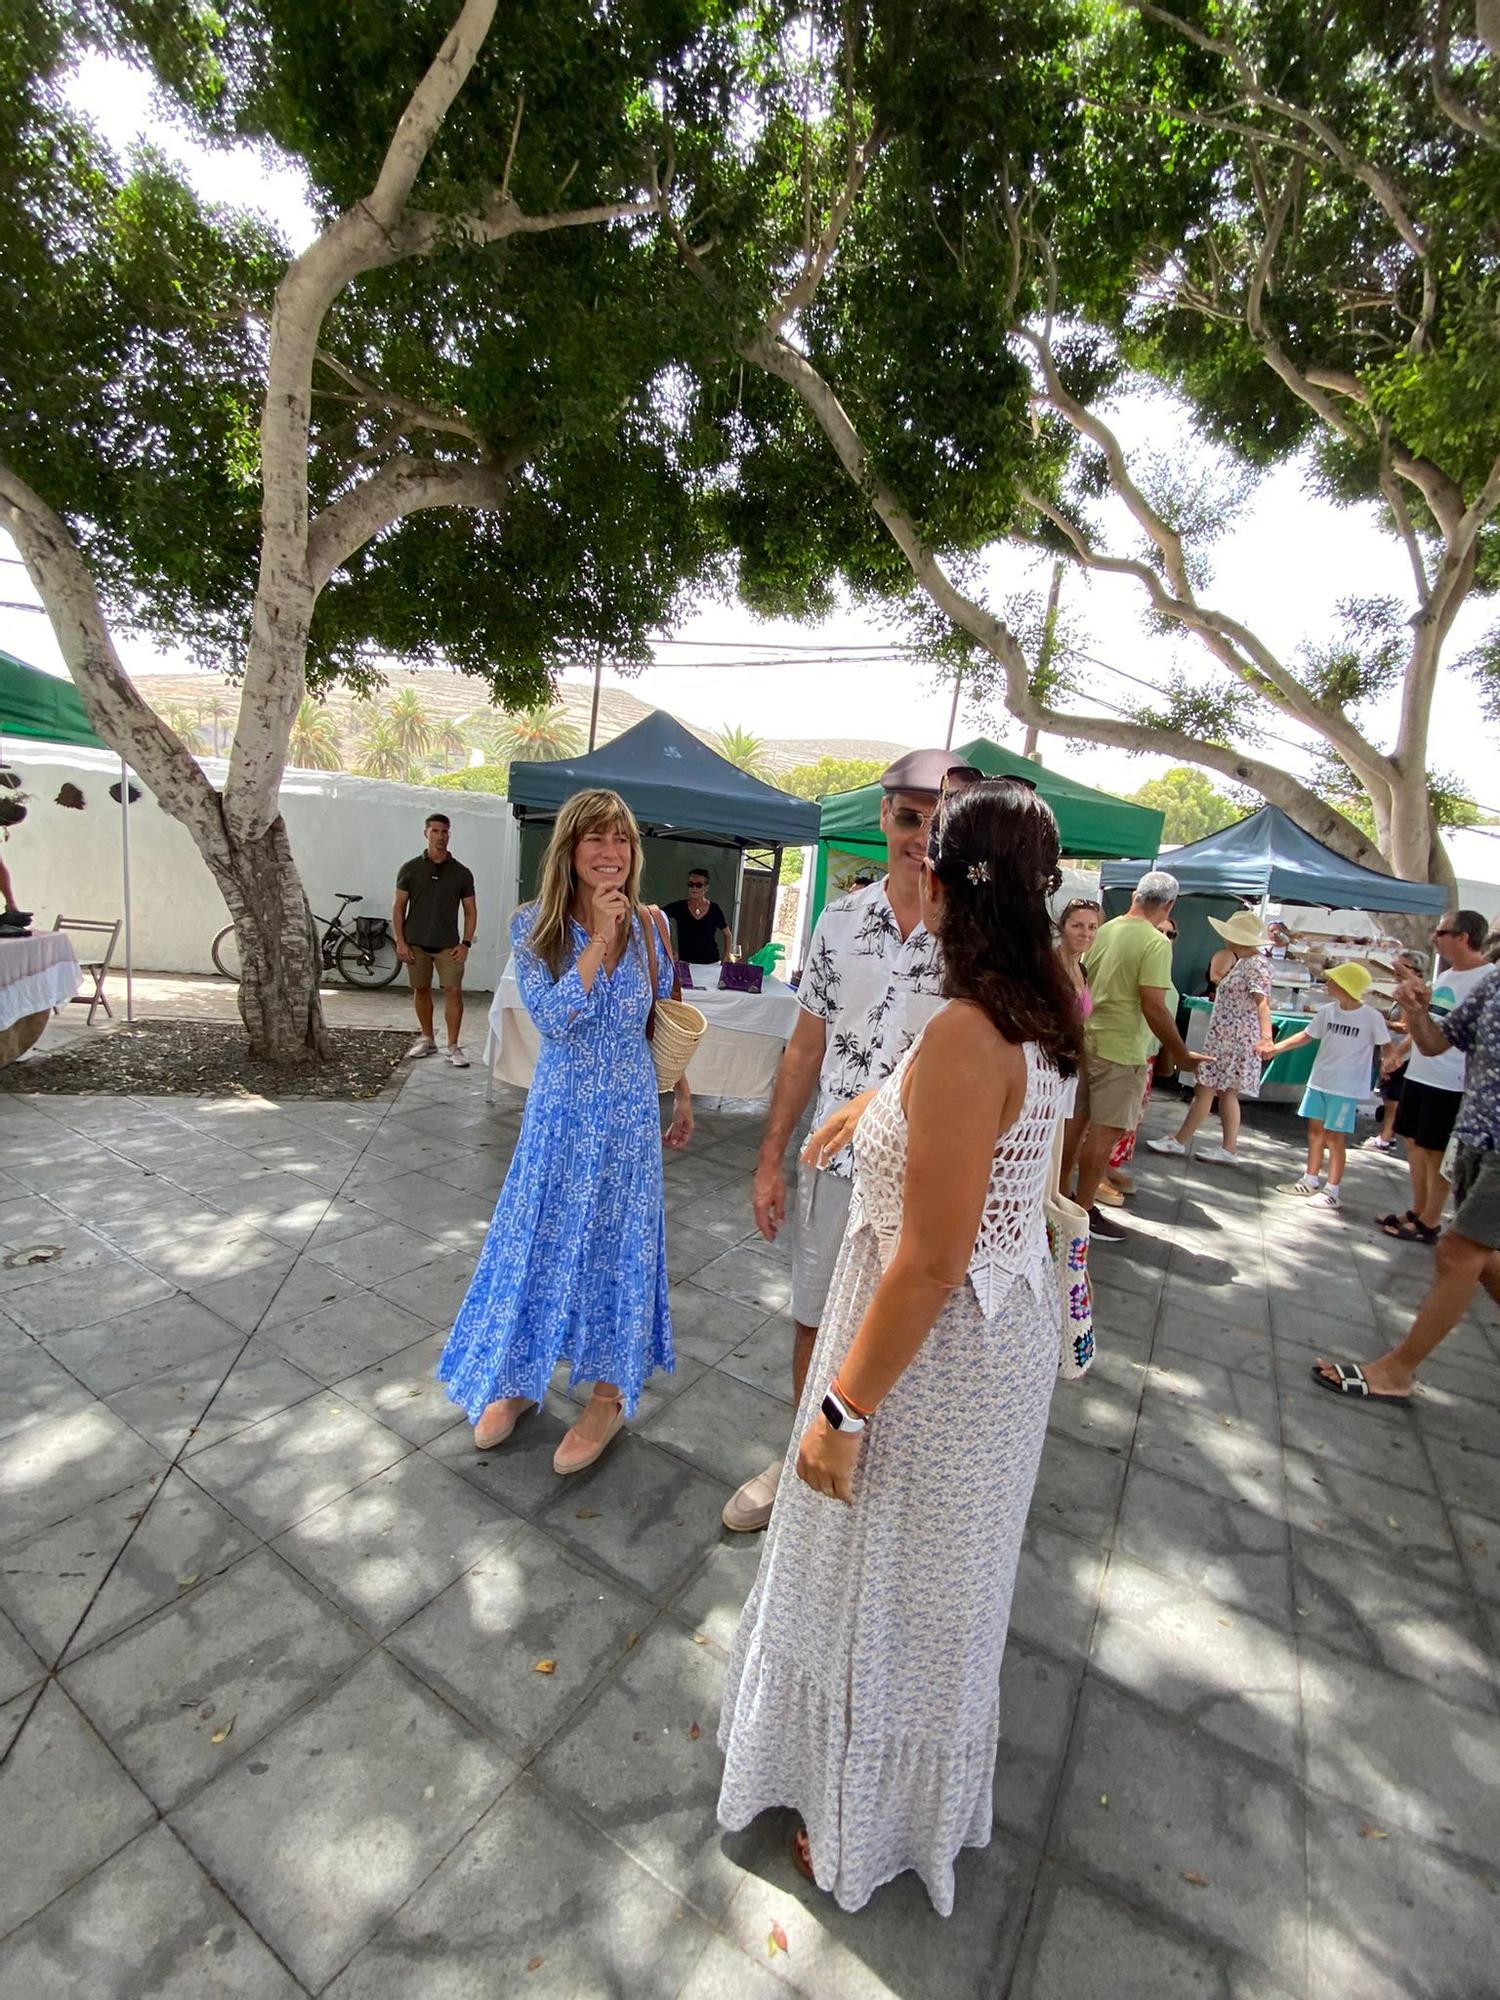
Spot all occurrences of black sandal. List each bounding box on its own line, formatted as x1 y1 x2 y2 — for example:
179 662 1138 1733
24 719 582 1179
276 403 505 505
1381 1217 1439 1244
1310 1360 1412 1408
1377 1209 1416 1231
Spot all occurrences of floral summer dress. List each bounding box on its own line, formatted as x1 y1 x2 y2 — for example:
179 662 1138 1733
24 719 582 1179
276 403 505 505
437 906 675 1420
1197 951 1272 1098
717 1033 1065 1915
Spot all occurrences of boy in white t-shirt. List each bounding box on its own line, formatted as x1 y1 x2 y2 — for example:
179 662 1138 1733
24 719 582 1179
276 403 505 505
1259 963 1391 1209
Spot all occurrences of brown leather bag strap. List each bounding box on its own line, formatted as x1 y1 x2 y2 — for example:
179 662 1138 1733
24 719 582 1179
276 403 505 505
641 905 679 1042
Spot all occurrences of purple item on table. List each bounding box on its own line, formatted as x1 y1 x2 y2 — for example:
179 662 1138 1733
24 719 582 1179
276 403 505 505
718 962 764 994
675 960 695 988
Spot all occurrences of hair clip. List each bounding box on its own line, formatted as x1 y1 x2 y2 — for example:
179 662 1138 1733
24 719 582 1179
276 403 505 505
967 860 991 886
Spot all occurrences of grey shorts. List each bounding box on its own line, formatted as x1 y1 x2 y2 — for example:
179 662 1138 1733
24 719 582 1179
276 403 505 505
791 1163 855 1330
1451 1144 1500 1251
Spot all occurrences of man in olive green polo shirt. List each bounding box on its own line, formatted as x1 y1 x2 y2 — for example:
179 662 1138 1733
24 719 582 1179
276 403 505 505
1076 869 1202 1240
393 814 478 1067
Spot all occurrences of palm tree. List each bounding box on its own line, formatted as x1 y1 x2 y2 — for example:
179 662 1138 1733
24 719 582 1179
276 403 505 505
476 702 584 764
162 704 208 751
288 697 342 771
385 687 434 764
205 690 232 757
713 724 772 779
351 714 411 782
429 715 469 772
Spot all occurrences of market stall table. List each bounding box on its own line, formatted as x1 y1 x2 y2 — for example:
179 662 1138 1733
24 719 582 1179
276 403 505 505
0 932 81 1065
487 962 802 1103
1183 994 1319 1107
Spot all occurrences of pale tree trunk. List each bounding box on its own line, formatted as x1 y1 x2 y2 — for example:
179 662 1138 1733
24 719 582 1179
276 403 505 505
206 814 328 1062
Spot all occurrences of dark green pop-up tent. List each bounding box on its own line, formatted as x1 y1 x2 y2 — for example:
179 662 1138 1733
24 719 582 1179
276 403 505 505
0 649 138 1019
810 738 1165 921
0 649 105 751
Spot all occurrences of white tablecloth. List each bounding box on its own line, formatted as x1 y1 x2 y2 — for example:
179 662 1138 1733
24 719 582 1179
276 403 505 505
487 960 802 1100
0 933 81 1032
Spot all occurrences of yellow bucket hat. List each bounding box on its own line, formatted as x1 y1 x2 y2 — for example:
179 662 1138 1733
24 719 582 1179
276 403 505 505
1326 962 1372 1001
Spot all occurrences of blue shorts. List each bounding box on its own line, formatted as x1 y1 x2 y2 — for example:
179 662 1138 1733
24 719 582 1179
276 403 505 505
1299 1086 1360 1135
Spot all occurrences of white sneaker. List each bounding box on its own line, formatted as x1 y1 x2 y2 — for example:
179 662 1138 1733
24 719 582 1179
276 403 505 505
1282 1175 1324 1196
1316 1187 1342 1209
446 1044 471 1068
1197 1145 1240 1164
404 1036 437 1060
1146 1135 1187 1155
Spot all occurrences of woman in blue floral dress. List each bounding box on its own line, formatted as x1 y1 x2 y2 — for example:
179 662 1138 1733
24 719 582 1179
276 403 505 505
438 789 692 1474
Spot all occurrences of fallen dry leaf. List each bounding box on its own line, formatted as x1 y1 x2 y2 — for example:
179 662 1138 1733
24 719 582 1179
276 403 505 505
177 1575 199 1590
689 1721 701 1740
626 1631 640 1647
692 1633 710 1646
767 1921 789 1957
533 1659 557 1676
1099 1793 1109 1808
526 1957 544 1973
210 1716 236 1745
1386 1516 1400 1529
575 1508 599 1520
1358 1825 1389 1841
1182 1870 1210 1887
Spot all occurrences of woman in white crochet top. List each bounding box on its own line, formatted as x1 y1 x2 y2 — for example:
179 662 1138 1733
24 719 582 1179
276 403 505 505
717 780 1083 1915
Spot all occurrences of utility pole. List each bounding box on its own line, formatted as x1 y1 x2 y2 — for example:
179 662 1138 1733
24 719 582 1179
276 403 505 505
944 667 962 750
1022 560 1064 762
587 651 603 752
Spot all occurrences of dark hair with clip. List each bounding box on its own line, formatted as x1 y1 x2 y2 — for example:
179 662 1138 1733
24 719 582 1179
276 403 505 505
928 781 1082 1078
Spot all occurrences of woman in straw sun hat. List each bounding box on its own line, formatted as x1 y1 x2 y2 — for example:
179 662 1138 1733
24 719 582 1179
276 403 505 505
438 788 693 1475
1148 909 1273 1165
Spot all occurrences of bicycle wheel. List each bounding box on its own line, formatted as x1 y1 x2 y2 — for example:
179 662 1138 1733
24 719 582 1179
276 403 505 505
336 932 403 989
211 924 241 981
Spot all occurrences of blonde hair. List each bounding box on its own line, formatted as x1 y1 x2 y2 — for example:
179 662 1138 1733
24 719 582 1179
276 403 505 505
526 789 645 975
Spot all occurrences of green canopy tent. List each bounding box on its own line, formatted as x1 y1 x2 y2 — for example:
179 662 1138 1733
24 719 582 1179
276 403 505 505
0 648 138 1020
810 738 1165 922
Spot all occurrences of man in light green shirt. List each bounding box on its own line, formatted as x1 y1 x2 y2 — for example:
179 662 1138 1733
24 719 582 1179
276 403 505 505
1076 870 1202 1237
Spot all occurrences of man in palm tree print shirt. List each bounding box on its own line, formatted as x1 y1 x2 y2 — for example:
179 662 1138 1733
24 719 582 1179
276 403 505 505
721 749 976 1534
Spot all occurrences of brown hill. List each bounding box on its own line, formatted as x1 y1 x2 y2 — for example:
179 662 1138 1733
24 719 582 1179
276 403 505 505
130 668 907 779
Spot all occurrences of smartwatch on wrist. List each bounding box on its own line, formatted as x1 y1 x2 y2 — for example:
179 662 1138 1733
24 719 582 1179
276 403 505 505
820 1384 867 1434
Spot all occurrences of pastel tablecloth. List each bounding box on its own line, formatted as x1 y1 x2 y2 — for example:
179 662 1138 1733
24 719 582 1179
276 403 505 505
487 961 802 1101
0 932 81 1065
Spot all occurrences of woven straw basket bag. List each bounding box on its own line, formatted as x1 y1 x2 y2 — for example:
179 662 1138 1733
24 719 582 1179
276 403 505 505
642 908 706 1092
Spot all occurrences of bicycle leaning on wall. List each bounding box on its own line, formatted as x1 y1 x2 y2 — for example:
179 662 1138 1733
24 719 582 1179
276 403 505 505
211 890 402 989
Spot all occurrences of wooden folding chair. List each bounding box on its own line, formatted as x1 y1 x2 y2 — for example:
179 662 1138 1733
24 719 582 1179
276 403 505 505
52 915 123 1026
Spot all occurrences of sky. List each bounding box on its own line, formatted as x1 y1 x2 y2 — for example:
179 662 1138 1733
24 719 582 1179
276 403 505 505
4 47 1498 823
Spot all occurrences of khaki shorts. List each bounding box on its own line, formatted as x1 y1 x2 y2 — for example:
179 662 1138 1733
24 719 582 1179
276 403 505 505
1078 1053 1151 1131
407 945 464 992
791 1163 854 1330
1451 1144 1500 1251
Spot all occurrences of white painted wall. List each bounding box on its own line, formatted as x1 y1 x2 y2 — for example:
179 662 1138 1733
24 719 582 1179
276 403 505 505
2 747 519 985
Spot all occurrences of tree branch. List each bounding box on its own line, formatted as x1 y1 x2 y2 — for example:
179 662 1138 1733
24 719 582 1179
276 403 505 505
366 0 499 228
765 125 886 334
737 331 1388 867
1432 0 1500 144
0 461 227 851
1125 0 1435 336
305 451 521 590
312 350 480 444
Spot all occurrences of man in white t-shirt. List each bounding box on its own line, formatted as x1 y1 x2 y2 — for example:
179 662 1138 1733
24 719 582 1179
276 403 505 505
719 748 981 1533
1383 911 1492 1243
